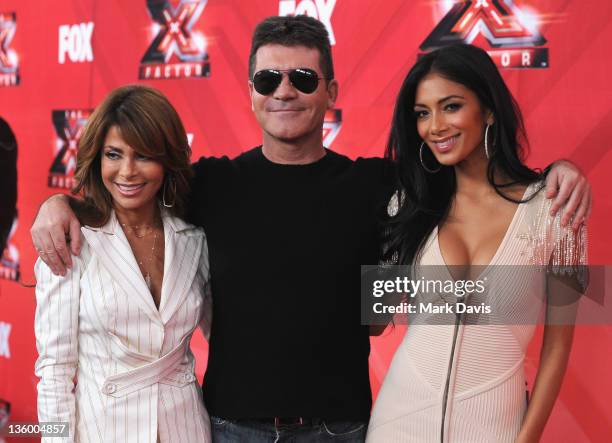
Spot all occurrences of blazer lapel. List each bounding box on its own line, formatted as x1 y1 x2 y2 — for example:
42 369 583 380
158 214 203 325
81 212 162 326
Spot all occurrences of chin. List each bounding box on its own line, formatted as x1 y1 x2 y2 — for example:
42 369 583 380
432 157 457 167
112 196 155 212
267 129 310 143
435 151 469 167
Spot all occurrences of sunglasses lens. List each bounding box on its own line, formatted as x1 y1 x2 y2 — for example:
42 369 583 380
289 69 319 94
253 70 282 95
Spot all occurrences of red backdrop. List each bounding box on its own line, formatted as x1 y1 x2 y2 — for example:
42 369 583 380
1 1 611 441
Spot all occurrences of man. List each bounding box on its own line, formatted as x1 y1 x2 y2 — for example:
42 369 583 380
32 16 591 443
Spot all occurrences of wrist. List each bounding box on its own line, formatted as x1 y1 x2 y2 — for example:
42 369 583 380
516 427 542 443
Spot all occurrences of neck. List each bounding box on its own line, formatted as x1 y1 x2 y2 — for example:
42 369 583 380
454 147 518 199
453 146 493 198
261 132 326 165
114 201 161 228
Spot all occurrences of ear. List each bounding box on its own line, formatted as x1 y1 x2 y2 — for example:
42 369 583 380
326 79 339 109
248 80 255 112
486 111 495 126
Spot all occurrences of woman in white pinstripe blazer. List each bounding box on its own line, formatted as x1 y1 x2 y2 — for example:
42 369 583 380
34 85 212 443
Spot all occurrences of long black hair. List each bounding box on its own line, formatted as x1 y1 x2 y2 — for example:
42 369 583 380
384 44 544 266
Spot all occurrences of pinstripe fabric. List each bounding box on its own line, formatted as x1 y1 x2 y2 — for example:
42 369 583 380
367 183 587 442
35 210 212 443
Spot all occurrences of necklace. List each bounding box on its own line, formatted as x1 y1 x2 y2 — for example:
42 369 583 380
137 229 158 290
117 214 161 289
120 222 154 238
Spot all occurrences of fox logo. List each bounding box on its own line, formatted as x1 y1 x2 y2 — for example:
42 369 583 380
279 0 337 45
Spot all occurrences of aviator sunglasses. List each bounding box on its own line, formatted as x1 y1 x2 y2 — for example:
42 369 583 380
252 68 329 95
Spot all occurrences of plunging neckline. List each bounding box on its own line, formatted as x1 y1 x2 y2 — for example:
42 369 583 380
113 210 168 313
433 184 533 281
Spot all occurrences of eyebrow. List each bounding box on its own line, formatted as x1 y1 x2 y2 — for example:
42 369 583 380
103 145 123 151
414 95 465 107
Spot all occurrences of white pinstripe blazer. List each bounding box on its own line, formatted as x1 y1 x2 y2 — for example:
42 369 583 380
35 210 212 443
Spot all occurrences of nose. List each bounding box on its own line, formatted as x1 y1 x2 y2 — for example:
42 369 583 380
429 111 448 136
118 158 137 180
273 73 298 100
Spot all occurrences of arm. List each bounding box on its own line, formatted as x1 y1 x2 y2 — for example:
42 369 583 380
185 158 209 226
34 254 81 442
31 194 82 276
370 189 404 336
515 324 574 443
197 234 212 341
516 211 587 442
544 160 592 230
198 279 213 341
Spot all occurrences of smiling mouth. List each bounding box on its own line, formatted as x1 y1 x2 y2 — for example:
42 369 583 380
432 135 459 152
115 183 146 196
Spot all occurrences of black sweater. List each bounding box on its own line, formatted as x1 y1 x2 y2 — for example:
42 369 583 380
188 147 394 420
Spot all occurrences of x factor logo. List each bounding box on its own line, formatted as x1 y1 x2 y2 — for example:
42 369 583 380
140 0 210 80
49 109 92 190
0 12 19 87
323 109 342 147
421 1 549 69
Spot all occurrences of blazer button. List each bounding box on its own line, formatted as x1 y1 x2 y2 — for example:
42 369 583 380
105 383 117 394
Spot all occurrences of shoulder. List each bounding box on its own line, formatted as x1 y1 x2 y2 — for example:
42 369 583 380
35 231 91 284
163 213 205 238
354 155 391 168
521 180 588 264
165 215 209 270
355 156 396 186
329 151 385 168
191 148 263 191
521 180 555 227
192 147 260 173
326 151 395 182
191 154 231 180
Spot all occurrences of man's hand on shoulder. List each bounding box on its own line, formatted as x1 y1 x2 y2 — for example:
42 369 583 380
30 194 82 276
545 160 592 231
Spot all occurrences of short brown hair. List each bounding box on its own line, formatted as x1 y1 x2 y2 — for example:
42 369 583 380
72 85 192 227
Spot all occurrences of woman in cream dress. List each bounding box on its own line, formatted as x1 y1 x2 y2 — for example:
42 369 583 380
367 45 587 443
34 85 212 443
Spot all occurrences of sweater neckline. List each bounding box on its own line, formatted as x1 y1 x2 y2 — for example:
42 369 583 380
254 146 335 170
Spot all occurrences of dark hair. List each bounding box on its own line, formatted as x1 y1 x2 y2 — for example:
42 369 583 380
385 44 544 265
72 85 193 227
248 15 334 80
